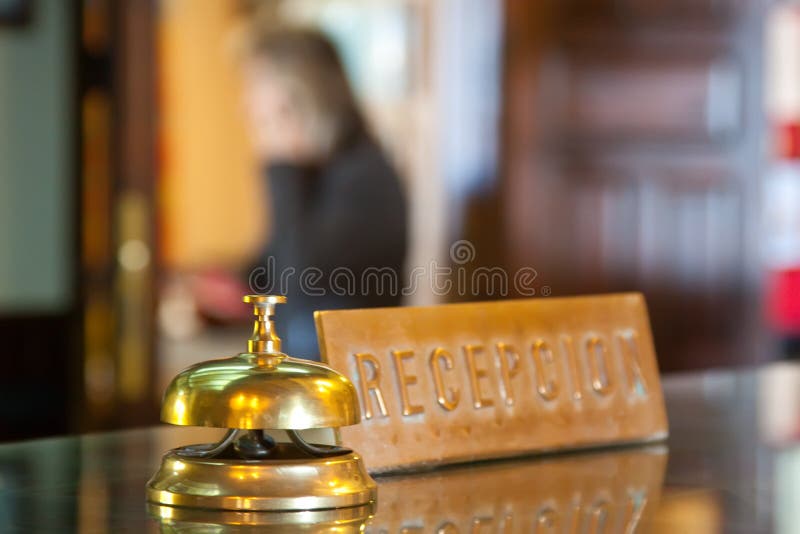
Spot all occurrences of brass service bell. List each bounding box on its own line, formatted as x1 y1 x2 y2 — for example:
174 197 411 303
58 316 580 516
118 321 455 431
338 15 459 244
146 295 377 513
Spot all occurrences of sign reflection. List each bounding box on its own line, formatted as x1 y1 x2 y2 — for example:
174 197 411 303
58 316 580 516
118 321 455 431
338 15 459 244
147 446 666 532
365 446 666 534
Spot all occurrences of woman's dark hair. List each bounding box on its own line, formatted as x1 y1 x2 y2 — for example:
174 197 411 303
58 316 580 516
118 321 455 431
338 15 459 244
243 26 366 157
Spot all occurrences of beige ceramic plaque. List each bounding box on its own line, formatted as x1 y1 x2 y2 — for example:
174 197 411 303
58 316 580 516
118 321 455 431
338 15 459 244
315 293 668 473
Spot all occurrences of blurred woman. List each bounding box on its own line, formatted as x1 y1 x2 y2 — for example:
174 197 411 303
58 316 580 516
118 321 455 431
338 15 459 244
241 27 407 359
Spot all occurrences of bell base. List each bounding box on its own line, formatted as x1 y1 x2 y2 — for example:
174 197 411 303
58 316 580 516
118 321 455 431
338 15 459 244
147 502 376 530
146 446 377 511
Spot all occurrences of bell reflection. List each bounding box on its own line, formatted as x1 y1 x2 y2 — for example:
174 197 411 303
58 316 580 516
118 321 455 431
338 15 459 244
365 447 667 533
146 447 665 532
148 502 375 533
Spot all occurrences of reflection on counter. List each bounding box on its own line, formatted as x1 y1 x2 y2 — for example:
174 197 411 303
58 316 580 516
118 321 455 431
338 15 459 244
2 365 791 531
366 447 666 534
144 445 667 532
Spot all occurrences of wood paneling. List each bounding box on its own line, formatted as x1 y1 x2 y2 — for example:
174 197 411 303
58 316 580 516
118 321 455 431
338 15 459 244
502 0 764 371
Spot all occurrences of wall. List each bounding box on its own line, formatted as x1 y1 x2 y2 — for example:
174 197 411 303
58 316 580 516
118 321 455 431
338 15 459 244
159 0 265 269
0 0 73 313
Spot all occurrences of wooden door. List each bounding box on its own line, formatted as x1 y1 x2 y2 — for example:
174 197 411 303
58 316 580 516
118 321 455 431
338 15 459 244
502 0 767 371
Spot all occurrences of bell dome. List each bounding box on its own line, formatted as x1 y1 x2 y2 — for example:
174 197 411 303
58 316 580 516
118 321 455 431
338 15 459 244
160 352 360 429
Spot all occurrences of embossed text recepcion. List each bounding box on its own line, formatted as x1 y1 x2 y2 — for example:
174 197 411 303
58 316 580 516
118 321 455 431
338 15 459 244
315 293 668 473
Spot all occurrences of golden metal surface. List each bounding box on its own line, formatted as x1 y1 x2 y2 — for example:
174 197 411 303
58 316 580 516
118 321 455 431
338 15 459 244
160 295 360 429
151 294 376 514
147 502 375 532
244 294 286 353
146 447 377 511
315 292 669 473
160 353 360 429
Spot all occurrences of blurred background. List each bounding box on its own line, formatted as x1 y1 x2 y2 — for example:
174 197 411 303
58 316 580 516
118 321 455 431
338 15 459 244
1 0 800 441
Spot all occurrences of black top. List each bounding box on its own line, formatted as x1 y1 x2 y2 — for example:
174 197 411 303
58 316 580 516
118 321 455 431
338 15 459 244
250 133 407 358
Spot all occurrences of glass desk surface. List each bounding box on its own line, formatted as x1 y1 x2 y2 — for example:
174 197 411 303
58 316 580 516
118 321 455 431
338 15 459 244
2 362 800 533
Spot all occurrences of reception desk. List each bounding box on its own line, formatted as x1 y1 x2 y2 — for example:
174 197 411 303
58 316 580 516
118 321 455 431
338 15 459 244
1 363 797 532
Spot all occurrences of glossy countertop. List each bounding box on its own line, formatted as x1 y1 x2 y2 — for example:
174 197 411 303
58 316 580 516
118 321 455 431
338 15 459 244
3 362 800 533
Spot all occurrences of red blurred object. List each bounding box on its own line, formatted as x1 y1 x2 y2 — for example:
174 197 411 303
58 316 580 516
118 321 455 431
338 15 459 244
191 269 252 322
767 269 800 335
765 122 800 336
778 122 800 159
